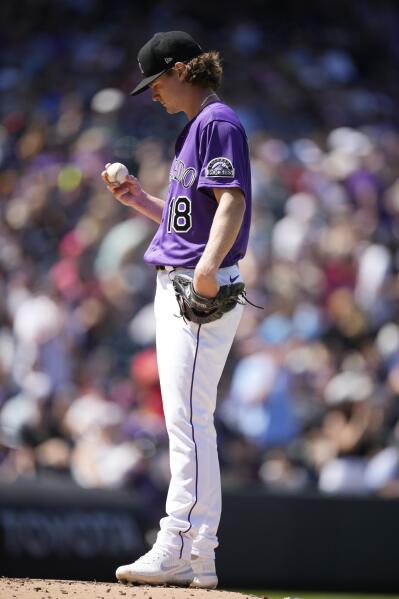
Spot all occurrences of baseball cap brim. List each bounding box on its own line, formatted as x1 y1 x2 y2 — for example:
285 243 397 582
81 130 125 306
130 69 168 96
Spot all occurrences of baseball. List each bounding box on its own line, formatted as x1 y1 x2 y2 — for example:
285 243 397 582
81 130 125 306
106 162 129 184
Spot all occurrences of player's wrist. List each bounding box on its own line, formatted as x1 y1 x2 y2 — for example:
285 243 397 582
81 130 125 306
195 260 218 278
124 188 147 208
193 265 219 299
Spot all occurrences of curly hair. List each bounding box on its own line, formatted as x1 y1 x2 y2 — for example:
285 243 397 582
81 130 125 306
183 51 223 90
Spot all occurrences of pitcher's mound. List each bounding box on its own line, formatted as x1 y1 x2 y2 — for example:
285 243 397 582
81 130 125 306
0 578 258 599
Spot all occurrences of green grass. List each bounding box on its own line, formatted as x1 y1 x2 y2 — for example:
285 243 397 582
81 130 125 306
230 591 399 599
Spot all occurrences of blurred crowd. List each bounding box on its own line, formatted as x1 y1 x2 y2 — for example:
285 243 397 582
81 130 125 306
1 0 399 502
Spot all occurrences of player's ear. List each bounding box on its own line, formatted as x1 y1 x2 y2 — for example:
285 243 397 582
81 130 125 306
174 62 186 80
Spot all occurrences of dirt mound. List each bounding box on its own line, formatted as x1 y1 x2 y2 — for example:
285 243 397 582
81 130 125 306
0 578 258 599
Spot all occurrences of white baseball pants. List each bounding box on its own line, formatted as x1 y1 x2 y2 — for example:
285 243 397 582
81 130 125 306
154 265 244 561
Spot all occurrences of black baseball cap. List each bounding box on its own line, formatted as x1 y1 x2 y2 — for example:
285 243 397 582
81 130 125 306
130 31 204 96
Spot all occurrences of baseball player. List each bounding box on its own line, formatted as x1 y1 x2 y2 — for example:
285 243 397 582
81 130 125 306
102 31 252 588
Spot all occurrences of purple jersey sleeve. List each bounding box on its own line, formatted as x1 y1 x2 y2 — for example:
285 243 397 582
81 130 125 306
197 121 248 196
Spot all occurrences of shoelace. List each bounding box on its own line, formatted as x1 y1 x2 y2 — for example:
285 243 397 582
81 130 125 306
138 547 169 563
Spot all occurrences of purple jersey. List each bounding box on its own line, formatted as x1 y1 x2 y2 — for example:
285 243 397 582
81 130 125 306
143 101 251 268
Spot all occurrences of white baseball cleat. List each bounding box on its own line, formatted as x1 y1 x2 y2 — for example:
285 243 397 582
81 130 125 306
115 546 194 586
190 554 218 589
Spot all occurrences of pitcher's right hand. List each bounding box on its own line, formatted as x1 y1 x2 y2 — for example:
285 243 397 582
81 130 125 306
101 163 145 208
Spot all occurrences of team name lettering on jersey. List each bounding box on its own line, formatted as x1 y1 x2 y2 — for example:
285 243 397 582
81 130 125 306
170 159 197 188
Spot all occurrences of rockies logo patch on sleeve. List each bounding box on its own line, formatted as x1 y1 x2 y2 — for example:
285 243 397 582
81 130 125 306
205 157 235 178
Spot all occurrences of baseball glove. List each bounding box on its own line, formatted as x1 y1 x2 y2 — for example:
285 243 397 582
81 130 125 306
172 273 245 325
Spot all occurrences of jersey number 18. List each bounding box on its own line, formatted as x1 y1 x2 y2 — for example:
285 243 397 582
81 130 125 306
167 196 192 233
